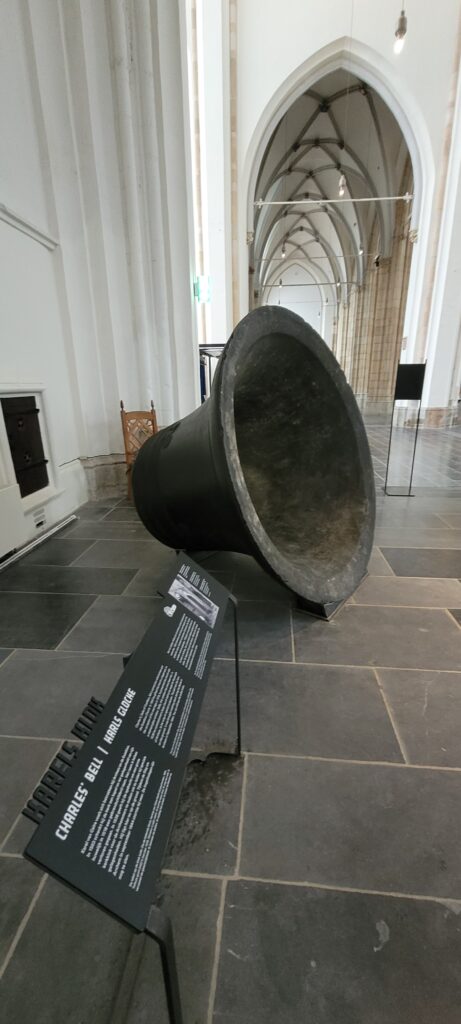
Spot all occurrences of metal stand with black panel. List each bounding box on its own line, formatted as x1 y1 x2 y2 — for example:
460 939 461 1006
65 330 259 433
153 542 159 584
21 555 241 1024
384 362 426 496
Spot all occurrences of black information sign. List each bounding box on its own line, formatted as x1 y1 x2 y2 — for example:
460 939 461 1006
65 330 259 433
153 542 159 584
25 555 231 932
394 362 426 401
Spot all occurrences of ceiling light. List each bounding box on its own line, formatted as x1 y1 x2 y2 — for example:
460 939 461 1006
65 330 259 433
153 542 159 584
338 173 346 197
359 246 364 255
281 244 286 259
336 280 340 286
394 9 407 54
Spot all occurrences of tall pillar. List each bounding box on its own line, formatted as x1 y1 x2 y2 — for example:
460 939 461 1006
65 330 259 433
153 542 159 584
422 51 461 427
26 0 199 495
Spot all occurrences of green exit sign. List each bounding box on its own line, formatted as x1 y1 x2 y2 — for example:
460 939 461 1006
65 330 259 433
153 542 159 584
193 275 211 303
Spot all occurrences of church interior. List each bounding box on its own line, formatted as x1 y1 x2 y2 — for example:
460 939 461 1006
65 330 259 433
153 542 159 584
1 2 461 1021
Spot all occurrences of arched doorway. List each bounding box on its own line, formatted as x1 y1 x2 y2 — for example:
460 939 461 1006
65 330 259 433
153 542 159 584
241 40 435 403
250 66 416 420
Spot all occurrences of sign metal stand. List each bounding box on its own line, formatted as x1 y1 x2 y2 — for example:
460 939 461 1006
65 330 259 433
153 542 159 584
384 362 426 497
21 555 241 1024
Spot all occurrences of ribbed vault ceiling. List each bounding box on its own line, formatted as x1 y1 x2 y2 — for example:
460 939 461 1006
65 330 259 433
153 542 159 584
253 70 411 312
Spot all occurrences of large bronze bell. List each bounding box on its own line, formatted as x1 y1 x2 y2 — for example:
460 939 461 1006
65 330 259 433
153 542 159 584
133 306 375 617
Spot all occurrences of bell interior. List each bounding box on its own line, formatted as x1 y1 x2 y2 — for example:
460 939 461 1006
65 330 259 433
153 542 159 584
232 332 370 589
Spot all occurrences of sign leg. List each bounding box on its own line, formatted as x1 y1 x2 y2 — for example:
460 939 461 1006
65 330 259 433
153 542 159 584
146 906 184 1024
228 595 242 756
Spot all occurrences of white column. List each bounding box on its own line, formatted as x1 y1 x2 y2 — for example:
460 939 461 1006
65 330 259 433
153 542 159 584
423 57 461 425
196 0 233 345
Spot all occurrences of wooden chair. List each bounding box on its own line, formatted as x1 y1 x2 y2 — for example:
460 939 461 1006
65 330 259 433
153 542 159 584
120 399 158 500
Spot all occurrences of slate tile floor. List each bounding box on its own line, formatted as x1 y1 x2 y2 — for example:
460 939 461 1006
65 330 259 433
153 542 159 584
2 471 461 1022
367 421 461 489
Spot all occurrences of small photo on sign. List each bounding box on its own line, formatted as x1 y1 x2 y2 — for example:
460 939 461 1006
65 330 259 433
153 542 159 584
168 575 219 628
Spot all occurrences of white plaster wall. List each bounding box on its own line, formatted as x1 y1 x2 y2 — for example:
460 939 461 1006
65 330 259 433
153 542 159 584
196 0 233 346
237 0 458 183
0 0 200 556
0 2 50 229
0 3 86 554
0 225 80 467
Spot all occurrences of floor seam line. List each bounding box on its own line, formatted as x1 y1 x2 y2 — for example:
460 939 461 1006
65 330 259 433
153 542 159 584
234 754 248 877
54 595 102 650
68 539 99 566
162 868 461 905
373 668 410 764
0 874 47 981
206 878 227 1024
245 751 461 771
289 607 296 663
215 657 461 673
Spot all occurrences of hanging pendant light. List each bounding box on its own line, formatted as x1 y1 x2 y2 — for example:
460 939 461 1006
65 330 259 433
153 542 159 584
394 9 407 54
338 172 346 197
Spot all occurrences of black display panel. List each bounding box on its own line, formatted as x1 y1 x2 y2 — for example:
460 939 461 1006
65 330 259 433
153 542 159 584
25 556 230 932
394 363 426 401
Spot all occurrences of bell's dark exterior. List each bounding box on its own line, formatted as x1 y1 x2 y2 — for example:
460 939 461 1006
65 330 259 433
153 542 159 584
132 306 375 617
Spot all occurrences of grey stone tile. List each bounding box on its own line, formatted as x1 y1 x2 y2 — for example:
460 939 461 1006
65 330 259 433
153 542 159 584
382 548 461 577
123 559 179 596
214 880 461 1024
292 604 461 670
21 537 95 565
74 503 115 520
0 877 133 1024
165 754 243 874
231 557 293 602
353 576 461 607
377 668 461 767
0 858 43 964
194 551 249 573
0 737 59 844
193 660 241 755
0 650 123 738
376 510 449 529
59 595 158 653
437 513 461 528
0 564 136 595
217 601 292 662
375 530 461 549
2 813 37 855
103 507 143 522
125 875 222 1024
72 539 172 570
367 547 394 576
198 660 402 762
0 592 97 649
240 756 461 897
65 521 153 540
376 495 461 511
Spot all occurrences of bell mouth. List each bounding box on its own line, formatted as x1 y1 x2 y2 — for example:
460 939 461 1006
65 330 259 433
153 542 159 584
220 307 375 605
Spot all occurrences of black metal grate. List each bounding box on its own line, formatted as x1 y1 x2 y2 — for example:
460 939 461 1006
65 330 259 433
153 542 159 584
1 396 49 498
